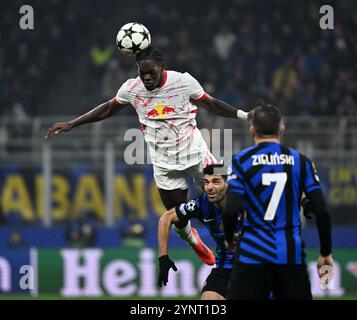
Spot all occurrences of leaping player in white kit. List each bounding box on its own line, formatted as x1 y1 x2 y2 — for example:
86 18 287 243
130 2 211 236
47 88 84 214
45 46 248 266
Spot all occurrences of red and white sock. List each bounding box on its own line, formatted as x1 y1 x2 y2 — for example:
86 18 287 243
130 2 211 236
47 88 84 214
173 221 197 246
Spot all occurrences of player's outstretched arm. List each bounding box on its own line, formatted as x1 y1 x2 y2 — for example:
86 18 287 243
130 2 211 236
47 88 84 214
191 94 249 119
45 98 127 139
157 208 179 287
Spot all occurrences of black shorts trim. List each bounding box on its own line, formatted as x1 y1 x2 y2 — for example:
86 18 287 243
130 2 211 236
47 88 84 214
201 268 232 298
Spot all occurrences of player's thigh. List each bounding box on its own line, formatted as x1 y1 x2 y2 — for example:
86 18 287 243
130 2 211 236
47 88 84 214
201 268 231 300
158 188 188 210
153 166 189 208
227 264 272 300
273 265 312 300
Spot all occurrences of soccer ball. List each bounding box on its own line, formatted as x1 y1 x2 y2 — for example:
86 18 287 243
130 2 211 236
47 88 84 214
116 22 151 56
187 200 196 212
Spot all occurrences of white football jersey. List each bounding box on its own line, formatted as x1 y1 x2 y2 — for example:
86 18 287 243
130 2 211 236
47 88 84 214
115 70 213 170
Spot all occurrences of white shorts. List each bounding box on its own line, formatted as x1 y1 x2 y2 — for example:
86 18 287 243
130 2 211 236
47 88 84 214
153 149 217 190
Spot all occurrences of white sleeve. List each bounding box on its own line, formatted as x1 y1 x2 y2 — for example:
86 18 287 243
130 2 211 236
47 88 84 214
115 80 131 104
184 72 206 100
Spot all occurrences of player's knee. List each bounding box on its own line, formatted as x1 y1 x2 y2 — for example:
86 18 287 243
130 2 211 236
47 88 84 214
201 291 225 300
173 219 188 229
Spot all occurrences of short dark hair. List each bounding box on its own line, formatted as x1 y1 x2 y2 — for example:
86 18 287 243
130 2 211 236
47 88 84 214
135 46 164 64
250 103 282 137
203 165 227 181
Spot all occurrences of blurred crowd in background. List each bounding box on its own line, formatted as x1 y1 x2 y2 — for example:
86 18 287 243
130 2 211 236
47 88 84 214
1 0 356 119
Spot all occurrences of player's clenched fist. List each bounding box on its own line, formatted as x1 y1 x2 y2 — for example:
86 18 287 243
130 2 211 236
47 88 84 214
45 122 73 140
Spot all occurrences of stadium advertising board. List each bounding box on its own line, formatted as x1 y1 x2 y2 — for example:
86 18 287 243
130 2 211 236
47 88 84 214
1 248 355 298
0 249 34 294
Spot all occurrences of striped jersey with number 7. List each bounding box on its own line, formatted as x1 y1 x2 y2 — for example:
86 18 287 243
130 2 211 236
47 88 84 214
227 141 321 265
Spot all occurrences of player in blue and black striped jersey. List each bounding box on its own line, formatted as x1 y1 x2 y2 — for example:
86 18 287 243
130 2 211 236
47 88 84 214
223 103 333 300
157 165 242 300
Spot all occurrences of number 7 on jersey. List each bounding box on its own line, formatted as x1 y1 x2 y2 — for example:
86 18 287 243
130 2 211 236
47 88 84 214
262 172 287 221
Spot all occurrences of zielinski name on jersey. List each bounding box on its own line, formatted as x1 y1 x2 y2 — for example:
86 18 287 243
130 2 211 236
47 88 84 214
252 153 295 166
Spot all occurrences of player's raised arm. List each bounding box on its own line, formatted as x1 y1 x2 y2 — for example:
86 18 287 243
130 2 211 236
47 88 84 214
157 208 179 287
191 93 249 119
45 98 127 140
185 72 248 119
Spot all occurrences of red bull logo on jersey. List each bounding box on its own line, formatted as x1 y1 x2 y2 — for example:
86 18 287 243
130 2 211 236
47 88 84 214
146 104 176 119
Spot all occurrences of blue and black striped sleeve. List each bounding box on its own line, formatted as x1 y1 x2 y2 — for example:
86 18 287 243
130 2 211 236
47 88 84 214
304 157 322 193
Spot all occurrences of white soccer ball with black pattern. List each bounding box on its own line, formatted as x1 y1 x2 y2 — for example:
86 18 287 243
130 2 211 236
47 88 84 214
116 22 151 56
186 200 196 212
